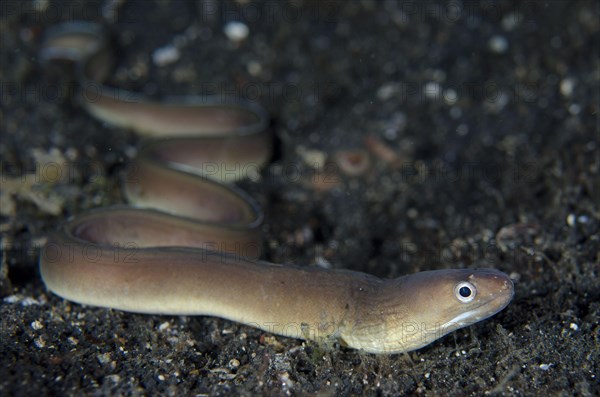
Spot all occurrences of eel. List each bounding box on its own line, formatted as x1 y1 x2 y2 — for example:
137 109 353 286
38 21 514 354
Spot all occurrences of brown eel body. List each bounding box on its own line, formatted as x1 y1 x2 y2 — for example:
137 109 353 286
39 21 514 354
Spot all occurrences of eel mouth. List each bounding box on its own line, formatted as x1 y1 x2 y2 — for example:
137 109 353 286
443 282 514 329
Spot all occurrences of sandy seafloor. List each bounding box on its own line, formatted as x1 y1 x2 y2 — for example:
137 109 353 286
1 0 599 395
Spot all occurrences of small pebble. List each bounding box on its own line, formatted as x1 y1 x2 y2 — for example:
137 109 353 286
34 336 46 349
407 208 418 219
279 371 294 388
485 90 509 113
568 104 581 115
444 88 458 105
158 321 170 331
97 353 112 365
456 124 469 136
449 106 462 119
297 147 327 169
152 45 180 67
3 295 20 304
31 320 44 330
489 35 509 53
569 323 579 331
224 21 249 42
33 0 49 12
423 82 442 100
560 78 576 97
377 83 399 101
384 112 407 138
315 256 331 269
105 374 121 383
501 13 521 31
3 295 41 306
246 60 262 76
577 215 589 224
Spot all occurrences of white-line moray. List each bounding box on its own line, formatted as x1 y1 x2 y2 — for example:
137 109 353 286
39 22 513 354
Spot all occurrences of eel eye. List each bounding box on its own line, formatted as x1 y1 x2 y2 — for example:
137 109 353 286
454 281 477 303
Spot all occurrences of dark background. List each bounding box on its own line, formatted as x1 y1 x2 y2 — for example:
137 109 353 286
1 0 598 395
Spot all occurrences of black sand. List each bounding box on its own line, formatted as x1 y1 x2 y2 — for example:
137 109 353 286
1 1 598 395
